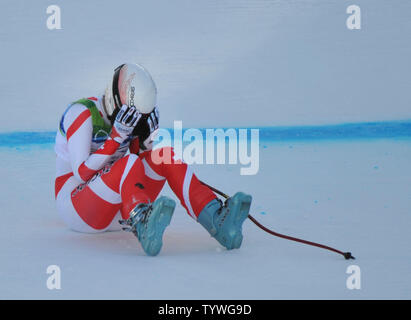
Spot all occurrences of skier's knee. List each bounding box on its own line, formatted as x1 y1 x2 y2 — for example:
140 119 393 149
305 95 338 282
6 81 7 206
148 146 176 165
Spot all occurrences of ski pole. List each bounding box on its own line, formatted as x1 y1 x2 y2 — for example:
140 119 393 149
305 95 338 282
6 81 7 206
200 180 355 260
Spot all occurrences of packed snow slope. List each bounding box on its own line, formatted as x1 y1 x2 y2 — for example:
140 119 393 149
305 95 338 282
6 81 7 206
1 139 411 299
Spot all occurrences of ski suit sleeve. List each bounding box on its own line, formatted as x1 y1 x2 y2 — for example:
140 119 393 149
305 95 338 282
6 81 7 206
64 103 119 183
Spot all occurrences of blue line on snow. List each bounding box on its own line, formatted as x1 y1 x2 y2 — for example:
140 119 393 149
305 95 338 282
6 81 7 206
0 121 411 147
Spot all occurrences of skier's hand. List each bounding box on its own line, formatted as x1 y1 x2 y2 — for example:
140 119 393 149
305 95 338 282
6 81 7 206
140 107 160 151
110 105 141 144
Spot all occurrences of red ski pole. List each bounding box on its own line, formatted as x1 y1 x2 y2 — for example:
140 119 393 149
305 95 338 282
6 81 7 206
200 180 355 260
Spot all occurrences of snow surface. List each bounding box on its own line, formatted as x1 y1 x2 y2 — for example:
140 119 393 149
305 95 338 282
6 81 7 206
0 0 411 299
1 139 411 299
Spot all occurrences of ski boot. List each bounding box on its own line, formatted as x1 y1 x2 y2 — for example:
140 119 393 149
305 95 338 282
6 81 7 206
120 196 176 256
197 192 252 250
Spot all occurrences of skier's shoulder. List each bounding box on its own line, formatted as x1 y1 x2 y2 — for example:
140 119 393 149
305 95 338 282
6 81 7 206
65 96 102 118
61 96 101 130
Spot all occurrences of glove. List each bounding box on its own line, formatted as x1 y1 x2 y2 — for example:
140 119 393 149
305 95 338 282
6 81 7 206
110 105 141 144
142 107 160 150
141 128 159 151
133 106 160 151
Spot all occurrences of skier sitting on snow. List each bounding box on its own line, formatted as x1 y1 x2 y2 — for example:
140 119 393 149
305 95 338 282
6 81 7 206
54 63 252 256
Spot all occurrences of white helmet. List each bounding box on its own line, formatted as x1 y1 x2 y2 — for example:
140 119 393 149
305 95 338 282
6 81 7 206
104 63 157 121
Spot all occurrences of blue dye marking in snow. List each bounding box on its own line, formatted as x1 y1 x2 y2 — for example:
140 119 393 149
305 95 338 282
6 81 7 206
0 131 56 147
0 120 411 147
257 120 411 141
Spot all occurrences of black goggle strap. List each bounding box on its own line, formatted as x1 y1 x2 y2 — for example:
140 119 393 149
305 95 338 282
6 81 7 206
112 64 125 111
107 64 125 124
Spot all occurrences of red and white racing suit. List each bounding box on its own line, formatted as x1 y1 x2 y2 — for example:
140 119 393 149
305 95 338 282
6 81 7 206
54 96 216 233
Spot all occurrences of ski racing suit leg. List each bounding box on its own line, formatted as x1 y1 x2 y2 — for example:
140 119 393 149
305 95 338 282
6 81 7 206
56 147 217 233
139 146 217 220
